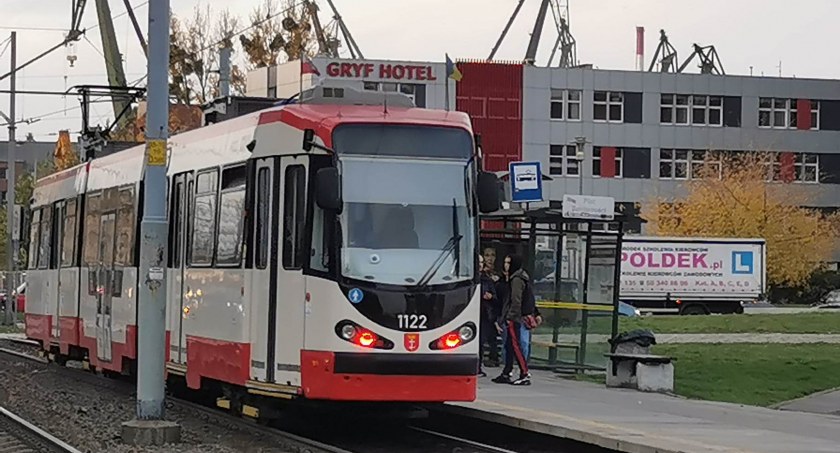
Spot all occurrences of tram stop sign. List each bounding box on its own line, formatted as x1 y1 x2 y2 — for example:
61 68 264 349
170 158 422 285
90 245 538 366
509 161 543 203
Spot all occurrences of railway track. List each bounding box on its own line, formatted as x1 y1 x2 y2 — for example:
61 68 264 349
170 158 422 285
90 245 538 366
0 342 353 453
0 340 584 453
0 405 83 453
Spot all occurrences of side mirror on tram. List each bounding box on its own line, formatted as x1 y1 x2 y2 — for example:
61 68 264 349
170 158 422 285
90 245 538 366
477 171 501 214
315 167 343 212
302 129 315 152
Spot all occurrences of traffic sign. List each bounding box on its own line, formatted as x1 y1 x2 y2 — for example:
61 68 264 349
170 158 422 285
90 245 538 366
509 161 543 203
562 194 615 220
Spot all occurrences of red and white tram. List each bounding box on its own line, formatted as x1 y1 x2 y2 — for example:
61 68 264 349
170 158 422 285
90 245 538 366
24 87 500 404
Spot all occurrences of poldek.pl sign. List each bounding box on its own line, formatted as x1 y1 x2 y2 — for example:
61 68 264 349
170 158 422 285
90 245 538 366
620 239 765 296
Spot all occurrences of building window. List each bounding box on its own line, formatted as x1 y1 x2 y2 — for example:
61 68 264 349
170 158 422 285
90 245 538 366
549 145 580 176
661 94 722 126
550 90 581 121
594 91 623 122
795 153 819 183
659 149 689 179
759 98 820 129
592 147 623 177
364 82 419 106
0 169 6 179
660 149 722 180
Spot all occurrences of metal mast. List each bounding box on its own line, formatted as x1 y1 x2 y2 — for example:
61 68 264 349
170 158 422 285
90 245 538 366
647 29 679 72
94 0 131 127
323 0 363 58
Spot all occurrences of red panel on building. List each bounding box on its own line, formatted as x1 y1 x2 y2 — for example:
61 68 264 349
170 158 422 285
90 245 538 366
455 61 523 172
779 152 796 183
600 147 617 178
796 99 812 130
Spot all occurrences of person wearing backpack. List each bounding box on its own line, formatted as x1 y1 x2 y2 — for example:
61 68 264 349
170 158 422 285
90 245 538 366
491 254 532 386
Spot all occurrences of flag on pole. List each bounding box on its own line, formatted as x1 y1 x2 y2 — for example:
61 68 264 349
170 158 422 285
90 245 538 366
301 54 321 76
445 54 463 81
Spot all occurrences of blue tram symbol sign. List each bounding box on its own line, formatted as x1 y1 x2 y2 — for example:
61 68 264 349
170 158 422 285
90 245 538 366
348 288 364 304
509 161 543 203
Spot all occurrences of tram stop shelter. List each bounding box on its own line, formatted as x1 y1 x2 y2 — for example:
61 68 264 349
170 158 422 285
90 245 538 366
479 204 633 373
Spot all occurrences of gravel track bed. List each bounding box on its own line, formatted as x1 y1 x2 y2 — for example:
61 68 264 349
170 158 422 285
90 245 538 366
0 341 332 453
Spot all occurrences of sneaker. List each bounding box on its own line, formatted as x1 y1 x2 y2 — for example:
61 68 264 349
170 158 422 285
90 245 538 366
477 370 487 378
491 374 512 384
511 374 531 386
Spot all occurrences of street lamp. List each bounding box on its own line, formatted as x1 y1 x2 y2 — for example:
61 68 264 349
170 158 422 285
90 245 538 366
572 136 587 195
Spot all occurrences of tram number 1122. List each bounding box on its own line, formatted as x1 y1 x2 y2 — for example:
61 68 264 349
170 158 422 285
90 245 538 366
397 313 427 330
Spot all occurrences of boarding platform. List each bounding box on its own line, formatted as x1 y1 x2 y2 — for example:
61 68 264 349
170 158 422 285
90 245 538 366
445 370 840 453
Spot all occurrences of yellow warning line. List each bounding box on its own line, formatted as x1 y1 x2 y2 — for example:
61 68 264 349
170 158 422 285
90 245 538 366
536 301 614 312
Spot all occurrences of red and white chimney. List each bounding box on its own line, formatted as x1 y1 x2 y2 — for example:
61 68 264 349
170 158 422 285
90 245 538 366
635 26 645 71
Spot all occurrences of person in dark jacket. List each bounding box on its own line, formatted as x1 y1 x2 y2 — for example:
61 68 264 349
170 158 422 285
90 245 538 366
477 255 497 377
492 254 531 386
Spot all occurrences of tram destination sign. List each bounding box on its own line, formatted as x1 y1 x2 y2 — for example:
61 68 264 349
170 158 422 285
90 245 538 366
562 194 615 221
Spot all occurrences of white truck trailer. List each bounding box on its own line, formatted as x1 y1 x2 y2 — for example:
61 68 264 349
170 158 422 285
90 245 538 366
620 237 767 315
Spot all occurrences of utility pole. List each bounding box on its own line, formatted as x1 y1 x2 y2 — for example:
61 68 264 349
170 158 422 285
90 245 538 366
4 32 16 326
121 0 180 445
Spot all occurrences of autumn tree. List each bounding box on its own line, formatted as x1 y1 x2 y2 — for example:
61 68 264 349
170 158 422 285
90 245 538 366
0 159 56 270
169 3 247 105
239 0 316 69
54 130 80 171
641 152 840 287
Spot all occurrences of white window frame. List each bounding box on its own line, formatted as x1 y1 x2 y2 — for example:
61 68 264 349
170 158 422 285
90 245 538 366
548 145 580 176
762 153 782 182
660 94 722 126
689 150 722 179
758 98 819 130
659 149 688 180
592 147 623 178
794 153 819 183
594 91 623 123
550 90 581 121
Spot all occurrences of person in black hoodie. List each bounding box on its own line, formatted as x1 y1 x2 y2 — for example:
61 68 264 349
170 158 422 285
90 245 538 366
492 254 531 386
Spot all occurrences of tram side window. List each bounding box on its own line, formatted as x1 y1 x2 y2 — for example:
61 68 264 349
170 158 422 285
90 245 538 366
83 194 102 266
115 187 136 266
28 209 41 270
216 166 246 266
283 165 306 269
190 170 218 266
169 179 184 267
255 168 270 270
61 199 78 267
38 206 53 270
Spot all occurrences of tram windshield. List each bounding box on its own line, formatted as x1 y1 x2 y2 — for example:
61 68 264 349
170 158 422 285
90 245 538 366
334 125 476 287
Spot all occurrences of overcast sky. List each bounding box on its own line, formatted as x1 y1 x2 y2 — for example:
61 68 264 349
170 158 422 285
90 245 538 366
0 0 837 142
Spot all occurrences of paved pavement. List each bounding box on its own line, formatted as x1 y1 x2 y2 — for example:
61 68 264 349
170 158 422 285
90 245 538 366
776 388 840 416
446 370 840 453
536 333 840 344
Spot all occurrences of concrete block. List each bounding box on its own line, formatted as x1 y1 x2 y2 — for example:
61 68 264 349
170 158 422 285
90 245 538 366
121 419 181 446
606 359 637 389
636 362 674 393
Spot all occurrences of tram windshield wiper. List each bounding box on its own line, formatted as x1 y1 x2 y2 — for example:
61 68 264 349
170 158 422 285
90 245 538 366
415 199 461 288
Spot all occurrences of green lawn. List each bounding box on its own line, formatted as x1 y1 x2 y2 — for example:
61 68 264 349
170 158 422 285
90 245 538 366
0 324 22 334
535 312 840 336
570 343 840 407
621 312 840 334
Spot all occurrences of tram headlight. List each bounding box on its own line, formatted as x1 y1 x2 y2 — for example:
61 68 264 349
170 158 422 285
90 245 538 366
334 320 395 350
340 324 356 340
458 325 475 342
429 322 478 350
